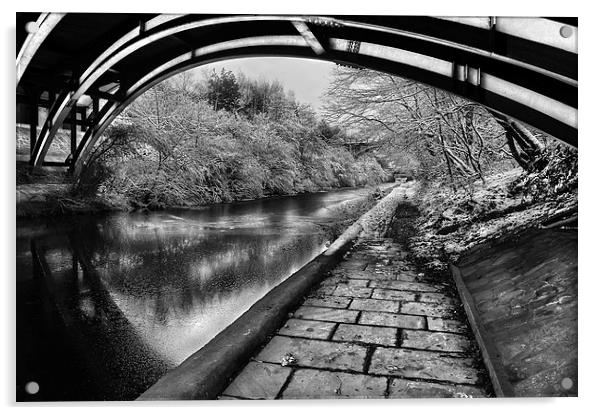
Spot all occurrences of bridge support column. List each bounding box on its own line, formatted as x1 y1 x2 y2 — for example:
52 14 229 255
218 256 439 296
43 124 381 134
92 97 99 135
78 108 86 132
29 89 39 158
47 88 55 124
69 104 77 168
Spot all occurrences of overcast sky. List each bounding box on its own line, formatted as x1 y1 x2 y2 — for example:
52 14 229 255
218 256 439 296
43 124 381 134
192 57 336 112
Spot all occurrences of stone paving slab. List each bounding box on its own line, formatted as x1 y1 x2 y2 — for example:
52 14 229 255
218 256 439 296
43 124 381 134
363 271 405 281
369 347 481 385
388 379 487 399
338 278 371 287
358 310 426 329
419 292 461 305
336 259 369 271
282 369 387 399
256 336 367 372
349 298 399 313
392 273 420 282
318 276 350 286
279 318 336 340
219 234 492 399
310 285 336 296
371 288 418 301
368 280 446 292
366 262 414 273
222 361 291 399
294 306 359 323
427 317 470 334
401 329 472 352
333 285 373 298
365 267 406 281
400 302 459 318
304 295 351 309
332 323 397 346
336 269 380 280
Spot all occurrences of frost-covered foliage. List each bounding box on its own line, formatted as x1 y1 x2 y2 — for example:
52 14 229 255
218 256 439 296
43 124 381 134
322 66 517 187
509 144 578 201
402 146 577 274
78 72 388 209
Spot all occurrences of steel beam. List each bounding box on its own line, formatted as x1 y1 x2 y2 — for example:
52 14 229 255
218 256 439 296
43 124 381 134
24 15 577 173
70 104 77 160
72 37 577 176
72 100 115 167
16 13 66 84
30 89 69 165
87 89 124 102
28 15 182 167
29 90 39 157
78 108 87 132
31 15 316 167
292 20 326 55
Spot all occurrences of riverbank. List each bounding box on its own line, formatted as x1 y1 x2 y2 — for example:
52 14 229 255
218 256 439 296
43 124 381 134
18 185 394 401
381 167 578 397
16 181 393 220
390 167 578 275
139 184 414 400
16 185 123 219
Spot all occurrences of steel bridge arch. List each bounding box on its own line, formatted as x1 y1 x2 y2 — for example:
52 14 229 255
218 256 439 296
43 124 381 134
16 14 577 175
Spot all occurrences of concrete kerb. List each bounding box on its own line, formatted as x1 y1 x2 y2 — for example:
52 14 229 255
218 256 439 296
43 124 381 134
138 183 412 401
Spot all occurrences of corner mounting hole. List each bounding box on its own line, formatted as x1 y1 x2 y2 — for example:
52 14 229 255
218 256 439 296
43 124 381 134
25 381 39 395
559 25 573 38
561 377 573 390
25 21 39 34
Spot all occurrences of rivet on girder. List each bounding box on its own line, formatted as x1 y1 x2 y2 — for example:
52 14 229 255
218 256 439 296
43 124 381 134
346 40 361 54
307 16 342 28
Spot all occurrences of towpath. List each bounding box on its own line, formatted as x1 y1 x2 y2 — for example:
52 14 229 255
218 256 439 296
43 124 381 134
218 206 493 399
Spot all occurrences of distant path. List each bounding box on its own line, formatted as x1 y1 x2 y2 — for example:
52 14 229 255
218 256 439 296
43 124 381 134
218 234 492 399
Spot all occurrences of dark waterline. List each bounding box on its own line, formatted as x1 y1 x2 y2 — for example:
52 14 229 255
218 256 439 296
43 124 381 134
16 187 375 401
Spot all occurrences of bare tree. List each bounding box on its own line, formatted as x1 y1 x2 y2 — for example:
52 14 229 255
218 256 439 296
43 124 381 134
488 111 546 171
322 66 513 185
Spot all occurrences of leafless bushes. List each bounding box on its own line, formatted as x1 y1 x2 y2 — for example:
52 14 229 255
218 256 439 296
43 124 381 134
322 66 564 190
80 72 388 209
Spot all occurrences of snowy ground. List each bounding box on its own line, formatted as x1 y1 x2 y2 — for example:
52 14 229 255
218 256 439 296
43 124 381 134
405 168 578 272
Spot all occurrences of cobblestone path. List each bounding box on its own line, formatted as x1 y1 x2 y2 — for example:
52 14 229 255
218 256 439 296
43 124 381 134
219 237 493 399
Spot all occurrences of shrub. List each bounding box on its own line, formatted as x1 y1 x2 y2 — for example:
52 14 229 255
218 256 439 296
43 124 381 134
80 74 389 209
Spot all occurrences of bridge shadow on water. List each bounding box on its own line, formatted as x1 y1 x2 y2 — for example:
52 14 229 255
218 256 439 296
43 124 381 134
19 227 327 400
16 189 367 400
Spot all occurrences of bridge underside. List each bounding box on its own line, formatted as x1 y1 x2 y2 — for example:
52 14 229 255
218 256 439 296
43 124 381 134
16 14 577 175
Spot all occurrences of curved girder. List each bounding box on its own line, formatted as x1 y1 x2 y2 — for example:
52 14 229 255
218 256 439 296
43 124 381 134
16 13 65 84
28 14 185 166
72 39 575 176
16 14 578 174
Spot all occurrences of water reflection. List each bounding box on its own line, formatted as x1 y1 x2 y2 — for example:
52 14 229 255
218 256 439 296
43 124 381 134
16 187 373 401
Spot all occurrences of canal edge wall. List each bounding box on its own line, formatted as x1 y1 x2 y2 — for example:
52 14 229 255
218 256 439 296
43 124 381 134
138 183 414 400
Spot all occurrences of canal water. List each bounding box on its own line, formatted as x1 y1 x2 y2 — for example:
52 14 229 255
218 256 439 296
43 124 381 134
16 187 376 401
